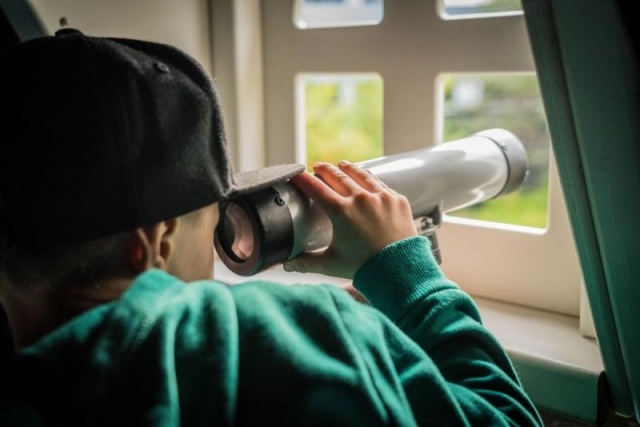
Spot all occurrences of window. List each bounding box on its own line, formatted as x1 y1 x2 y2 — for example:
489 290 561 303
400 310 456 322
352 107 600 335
440 0 522 18
252 0 583 317
294 0 384 29
440 73 550 229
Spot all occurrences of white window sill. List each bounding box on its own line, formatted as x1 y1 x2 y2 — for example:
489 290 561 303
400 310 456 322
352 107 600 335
473 296 604 424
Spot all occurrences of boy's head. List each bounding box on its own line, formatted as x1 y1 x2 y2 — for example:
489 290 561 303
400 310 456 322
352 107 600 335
0 29 302 283
0 29 307 349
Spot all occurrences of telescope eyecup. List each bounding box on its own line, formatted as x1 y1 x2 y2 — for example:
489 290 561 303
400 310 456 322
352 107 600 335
474 129 529 198
215 187 295 276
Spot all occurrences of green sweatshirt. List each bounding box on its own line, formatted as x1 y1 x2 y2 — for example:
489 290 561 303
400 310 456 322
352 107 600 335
0 236 541 426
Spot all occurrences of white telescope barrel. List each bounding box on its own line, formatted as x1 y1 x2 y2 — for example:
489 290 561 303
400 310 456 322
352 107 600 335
280 128 527 256
362 128 527 215
214 129 528 276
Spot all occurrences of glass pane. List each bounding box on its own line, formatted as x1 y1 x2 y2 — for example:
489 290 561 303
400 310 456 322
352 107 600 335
298 74 383 169
294 0 384 29
441 74 550 229
442 0 522 17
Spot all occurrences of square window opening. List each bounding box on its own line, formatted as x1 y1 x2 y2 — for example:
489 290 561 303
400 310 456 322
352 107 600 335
296 73 384 169
293 0 384 29
437 73 550 229
439 0 523 20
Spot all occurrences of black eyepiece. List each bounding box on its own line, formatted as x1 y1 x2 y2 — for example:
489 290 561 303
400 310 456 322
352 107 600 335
214 186 296 276
218 203 255 263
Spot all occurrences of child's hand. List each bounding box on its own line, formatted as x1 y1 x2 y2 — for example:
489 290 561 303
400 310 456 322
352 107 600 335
283 161 417 279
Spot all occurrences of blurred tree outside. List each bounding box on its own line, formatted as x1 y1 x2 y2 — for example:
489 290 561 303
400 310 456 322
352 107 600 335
304 75 383 167
442 74 550 228
443 0 522 16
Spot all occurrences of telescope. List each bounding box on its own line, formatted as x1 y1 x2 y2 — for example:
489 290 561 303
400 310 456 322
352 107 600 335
214 129 528 276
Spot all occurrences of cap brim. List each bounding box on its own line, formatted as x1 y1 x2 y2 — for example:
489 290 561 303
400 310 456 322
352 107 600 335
231 163 305 197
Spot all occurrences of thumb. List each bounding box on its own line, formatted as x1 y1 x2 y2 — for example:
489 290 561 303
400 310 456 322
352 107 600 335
283 252 333 275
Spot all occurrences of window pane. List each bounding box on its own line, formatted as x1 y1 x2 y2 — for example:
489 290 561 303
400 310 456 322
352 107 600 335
298 74 383 169
294 0 384 29
440 74 550 229
442 0 522 17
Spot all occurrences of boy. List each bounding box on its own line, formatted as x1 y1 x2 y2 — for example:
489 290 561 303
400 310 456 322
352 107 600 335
0 29 541 426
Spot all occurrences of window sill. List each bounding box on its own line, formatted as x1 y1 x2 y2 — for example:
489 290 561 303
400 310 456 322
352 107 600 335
472 296 604 424
214 260 605 424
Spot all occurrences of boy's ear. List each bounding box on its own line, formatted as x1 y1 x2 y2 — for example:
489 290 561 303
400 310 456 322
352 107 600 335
126 219 179 273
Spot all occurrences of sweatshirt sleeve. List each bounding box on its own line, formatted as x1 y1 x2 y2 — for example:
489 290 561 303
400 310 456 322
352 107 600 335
353 236 543 427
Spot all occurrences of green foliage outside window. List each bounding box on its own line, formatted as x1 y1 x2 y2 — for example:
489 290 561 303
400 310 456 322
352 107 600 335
304 76 383 169
442 74 550 228
303 72 550 229
444 0 522 16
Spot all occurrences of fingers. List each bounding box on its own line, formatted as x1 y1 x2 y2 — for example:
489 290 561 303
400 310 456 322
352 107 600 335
312 160 387 195
290 160 396 218
289 171 343 214
312 162 361 197
335 161 388 193
283 251 332 275
290 161 389 215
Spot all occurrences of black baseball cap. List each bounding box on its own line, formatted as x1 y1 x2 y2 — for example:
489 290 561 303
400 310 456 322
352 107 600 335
0 29 303 249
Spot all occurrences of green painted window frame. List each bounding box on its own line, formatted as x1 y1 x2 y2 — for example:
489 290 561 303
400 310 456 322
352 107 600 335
522 0 640 421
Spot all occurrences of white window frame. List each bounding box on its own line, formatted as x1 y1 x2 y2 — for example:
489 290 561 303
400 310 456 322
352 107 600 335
221 0 583 318
28 0 586 319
